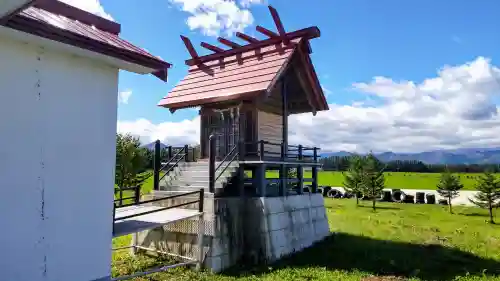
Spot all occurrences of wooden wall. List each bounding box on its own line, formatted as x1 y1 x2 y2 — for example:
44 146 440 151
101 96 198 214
257 110 284 155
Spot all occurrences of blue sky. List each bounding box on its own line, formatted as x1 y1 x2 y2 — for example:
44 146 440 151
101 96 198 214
69 0 500 152
100 0 500 123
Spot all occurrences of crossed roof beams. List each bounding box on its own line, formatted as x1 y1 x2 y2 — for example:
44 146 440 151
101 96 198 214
180 5 319 67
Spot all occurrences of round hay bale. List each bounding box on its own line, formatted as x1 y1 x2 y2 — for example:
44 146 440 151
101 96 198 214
403 194 415 203
425 194 436 204
317 187 324 196
391 189 406 203
382 190 393 202
343 192 353 199
361 193 372 200
415 192 426 204
438 199 448 205
327 188 343 198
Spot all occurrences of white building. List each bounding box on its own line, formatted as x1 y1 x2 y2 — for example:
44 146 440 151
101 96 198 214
0 1 170 281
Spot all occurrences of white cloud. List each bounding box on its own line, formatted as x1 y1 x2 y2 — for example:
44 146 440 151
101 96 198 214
169 0 265 36
118 90 132 104
239 0 266 8
117 57 500 153
59 0 113 21
117 117 200 146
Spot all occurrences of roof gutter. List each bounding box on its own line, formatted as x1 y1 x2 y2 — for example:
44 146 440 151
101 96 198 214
5 14 171 80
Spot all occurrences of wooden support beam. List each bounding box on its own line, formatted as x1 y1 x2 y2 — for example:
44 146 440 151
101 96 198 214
185 26 320 66
294 67 317 116
297 46 326 113
200 42 225 53
256 26 279 38
268 6 289 45
236 32 259 43
180 35 199 60
217 37 241 49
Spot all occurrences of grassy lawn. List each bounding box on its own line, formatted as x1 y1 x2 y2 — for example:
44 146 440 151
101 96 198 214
111 199 500 280
267 171 484 190
114 171 159 204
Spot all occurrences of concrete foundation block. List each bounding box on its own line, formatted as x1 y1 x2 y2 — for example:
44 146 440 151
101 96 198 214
310 193 325 207
261 197 285 214
205 255 222 273
134 193 330 273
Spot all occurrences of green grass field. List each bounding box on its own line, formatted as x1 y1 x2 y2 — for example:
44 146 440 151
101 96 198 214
267 171 484 191
111 199 500 280
127 170 483 196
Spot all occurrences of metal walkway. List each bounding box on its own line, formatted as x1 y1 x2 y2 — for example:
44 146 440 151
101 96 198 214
113 206 201 237
112 188 205 281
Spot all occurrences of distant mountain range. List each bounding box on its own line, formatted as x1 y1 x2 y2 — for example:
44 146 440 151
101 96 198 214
321 147 500 165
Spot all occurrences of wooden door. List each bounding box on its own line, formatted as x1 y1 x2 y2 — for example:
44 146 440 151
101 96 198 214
202 108 240 160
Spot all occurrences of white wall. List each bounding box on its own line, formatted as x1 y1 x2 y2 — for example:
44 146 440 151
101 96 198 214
0 36 118 281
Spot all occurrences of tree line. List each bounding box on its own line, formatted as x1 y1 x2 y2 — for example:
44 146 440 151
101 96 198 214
344 153 500 224
115 133 200 188
321 155 500 173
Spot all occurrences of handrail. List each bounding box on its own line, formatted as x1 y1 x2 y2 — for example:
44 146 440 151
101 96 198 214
116 189 201 209
208 134 242 193
158 153 187 182
159 147 186 172
215 145 239 182
215 144 238 171
114 186 140 207
113 189 205 234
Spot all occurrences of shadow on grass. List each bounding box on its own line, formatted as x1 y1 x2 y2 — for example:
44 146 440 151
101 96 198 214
461 212 489 218
223 233 500 281
325 205 401 210
356 205 401 210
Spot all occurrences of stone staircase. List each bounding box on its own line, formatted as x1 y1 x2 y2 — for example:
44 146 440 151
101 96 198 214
158 160 239 195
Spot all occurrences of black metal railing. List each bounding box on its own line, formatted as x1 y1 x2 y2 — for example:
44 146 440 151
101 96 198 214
152 140 198 191
208 135 244 193
114 186 141 207
243 140 319 162
112 188 204 235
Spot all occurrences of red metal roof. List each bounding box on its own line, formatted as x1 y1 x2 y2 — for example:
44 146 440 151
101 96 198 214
158 41 298 110
158 5 328 113
1 0 171 81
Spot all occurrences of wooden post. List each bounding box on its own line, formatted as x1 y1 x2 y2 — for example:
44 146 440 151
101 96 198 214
281 78 288 158
312 147 318 193
208 136 216 193
255 164 267 196
198 188 205 213
259 140 265 160
279 142 286 196
168 145 173 159
281 77 288 197
153 140 161 191
238 140 245 196
297 145 304 194
184 144 189 162
119 188 123 207
134 186 141 204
